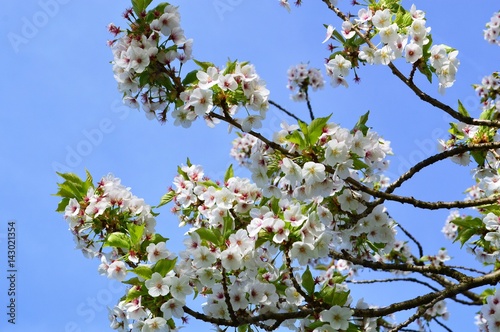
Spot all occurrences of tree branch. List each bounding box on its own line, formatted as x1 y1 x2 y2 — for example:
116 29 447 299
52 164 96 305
269 100 306 123
320 0 500 129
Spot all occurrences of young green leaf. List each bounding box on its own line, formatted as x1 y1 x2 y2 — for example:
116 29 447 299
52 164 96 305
301 266 315 295
156 190 176 208
105 232 131 250
133 265 153 280
153 258 177 277
225 164 234 182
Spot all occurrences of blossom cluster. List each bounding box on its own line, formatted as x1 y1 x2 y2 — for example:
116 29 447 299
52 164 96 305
228 116 397 258
110 4 193 121
173 62 270 131
62 174 156 261
165 163 361 330
286 63 325 101
484 11 500 45
324 4 459 93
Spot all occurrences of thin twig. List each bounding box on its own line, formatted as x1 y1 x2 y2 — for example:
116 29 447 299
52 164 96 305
396 222 424 258
304 88 315 121
269 100 305 123
433 317 453 332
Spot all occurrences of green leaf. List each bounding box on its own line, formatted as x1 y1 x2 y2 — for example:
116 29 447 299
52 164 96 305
457 100 470 117
307 115 331 146
56 197 70 212
455 227 478 247
195 228 221 246
182 70 199 86
224 164 234 182
131 0 153 15
298 120 309 138
471 151 487 167
301 266 315 295
193 59 215 71
57 172 84 185
138 71 150 87
223 215 234 240
128 223 145 246
418 60 433 84
149 233 169 244
224 59 238 75
319 285 336 306
122 277 140 285
332 290 350 306
105 232 131 249
451 216 483 228
125 285 144 302
448 123 464 140
353 111 370 135
156 190 176 208
346 322 362 332
352 158 369 170
133 265 153 279
285 131 306 149
153 258 177 277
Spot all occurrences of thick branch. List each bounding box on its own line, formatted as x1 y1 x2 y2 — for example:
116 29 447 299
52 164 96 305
386 142 500 195
345 176 500 210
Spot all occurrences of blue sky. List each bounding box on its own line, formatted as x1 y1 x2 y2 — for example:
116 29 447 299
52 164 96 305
0 0 498 331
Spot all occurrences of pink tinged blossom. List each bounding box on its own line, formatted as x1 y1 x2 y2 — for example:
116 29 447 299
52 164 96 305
192 246 217 268
64 198 80 218
170 26 186 45
410 4 425 20
197 67 220 89
107 260 127 281
322 25 335 43
405 42 423 63
124 297 147 320
187 88 213 116
290 241 315 265
217 74 238 91
284 204 306 227
145 272 170 297
126 46 150 73
160 298 185 319
146 242 172 263
272 219 289 243
85 200 109 218
341 21 355 39
220 247 243 270
229 287 249 310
